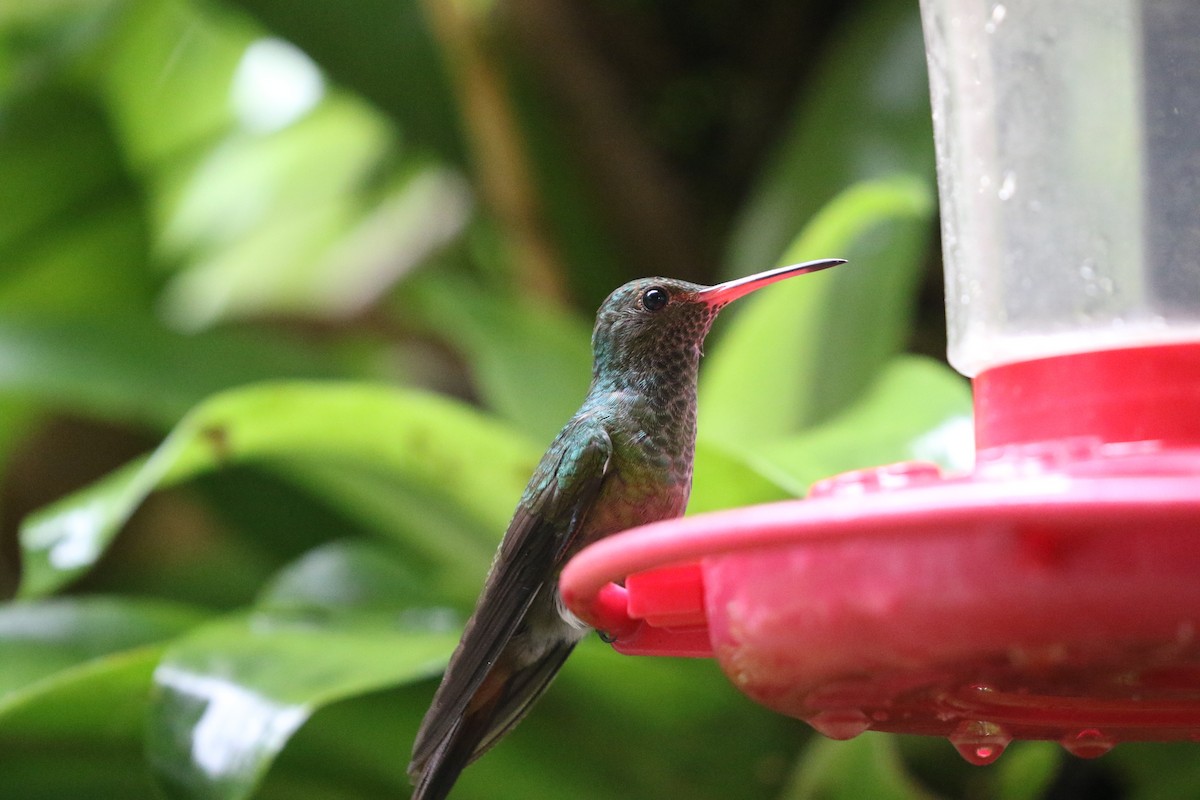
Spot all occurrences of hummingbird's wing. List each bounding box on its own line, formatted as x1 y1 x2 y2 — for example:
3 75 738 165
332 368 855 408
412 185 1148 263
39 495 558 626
409 418 613 791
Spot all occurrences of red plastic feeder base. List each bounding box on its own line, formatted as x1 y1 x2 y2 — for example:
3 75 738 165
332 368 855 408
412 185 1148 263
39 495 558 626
559 344 1200 763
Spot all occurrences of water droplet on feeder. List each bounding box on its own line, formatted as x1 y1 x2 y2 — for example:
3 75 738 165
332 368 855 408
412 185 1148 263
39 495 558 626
1061 728 1115 758
807 709 871 740
997 170 1017 201
950 720 1011 765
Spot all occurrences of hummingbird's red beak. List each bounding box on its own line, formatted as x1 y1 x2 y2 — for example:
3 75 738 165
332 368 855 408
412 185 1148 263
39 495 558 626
697 258 846 307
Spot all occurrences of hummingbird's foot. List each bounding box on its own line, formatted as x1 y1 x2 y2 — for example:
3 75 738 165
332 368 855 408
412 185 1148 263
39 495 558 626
597 629 617 644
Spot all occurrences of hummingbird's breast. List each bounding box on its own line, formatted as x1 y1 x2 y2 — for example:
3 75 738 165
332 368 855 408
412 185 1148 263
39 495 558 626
576 389 697 548
585 467 689 541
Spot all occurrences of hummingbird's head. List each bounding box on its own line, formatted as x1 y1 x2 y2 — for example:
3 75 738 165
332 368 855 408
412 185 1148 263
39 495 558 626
589 259 847 384
590 278 717 381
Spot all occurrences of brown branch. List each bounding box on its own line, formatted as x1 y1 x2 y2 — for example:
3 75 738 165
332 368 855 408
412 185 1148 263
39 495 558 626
420 0 569 304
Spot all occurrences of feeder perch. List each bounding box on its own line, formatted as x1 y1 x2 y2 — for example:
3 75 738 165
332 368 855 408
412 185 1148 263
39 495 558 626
560 0 1200 764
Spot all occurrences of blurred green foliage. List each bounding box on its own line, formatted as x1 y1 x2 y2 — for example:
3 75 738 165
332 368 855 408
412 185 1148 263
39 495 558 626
0 0 1170 799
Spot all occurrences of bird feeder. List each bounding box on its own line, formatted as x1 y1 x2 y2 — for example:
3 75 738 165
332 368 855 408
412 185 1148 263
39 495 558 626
561 0 1200 764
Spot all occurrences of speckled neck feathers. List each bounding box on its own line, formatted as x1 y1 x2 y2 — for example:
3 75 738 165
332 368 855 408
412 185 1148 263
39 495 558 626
589 277 717 395
584 278 720 483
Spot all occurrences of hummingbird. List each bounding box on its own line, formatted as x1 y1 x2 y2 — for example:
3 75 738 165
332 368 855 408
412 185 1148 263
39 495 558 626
408 258 846 799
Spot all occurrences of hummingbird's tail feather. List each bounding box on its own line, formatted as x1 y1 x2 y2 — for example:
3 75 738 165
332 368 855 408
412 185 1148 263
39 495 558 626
409 692 495 800
410 424 613 797
471 639 576 757
409 640 577 800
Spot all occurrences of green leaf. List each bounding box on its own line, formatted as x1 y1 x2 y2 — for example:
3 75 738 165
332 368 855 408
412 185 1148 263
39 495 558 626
19 382 538 598
223 0 465 164
406 274 593 443
782 734 937 800
0 645 165 741
993 742 1061 800
0 314 346 428
0 598 205 798
726 0 933 276
0 395 38 485
266 684 444 800
154 103 463 329
0 0 114 27
96 0 250 171
147 613 457 800
153 98 392 263
275 461 498 603
0 597 206 700
0 198 151 315
1110 742 1200 800
688 440 801 515
0 86 128 255
145 542 462 800
0 746 160 800
0 85 155 315
701 176 936 447
759 356 972 490
256 539 432 613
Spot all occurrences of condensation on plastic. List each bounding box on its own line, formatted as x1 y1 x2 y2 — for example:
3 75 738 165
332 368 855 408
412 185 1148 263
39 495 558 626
920 0 1200 375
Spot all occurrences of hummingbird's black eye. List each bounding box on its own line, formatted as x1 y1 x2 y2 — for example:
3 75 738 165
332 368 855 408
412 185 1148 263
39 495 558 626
641 287 669 311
